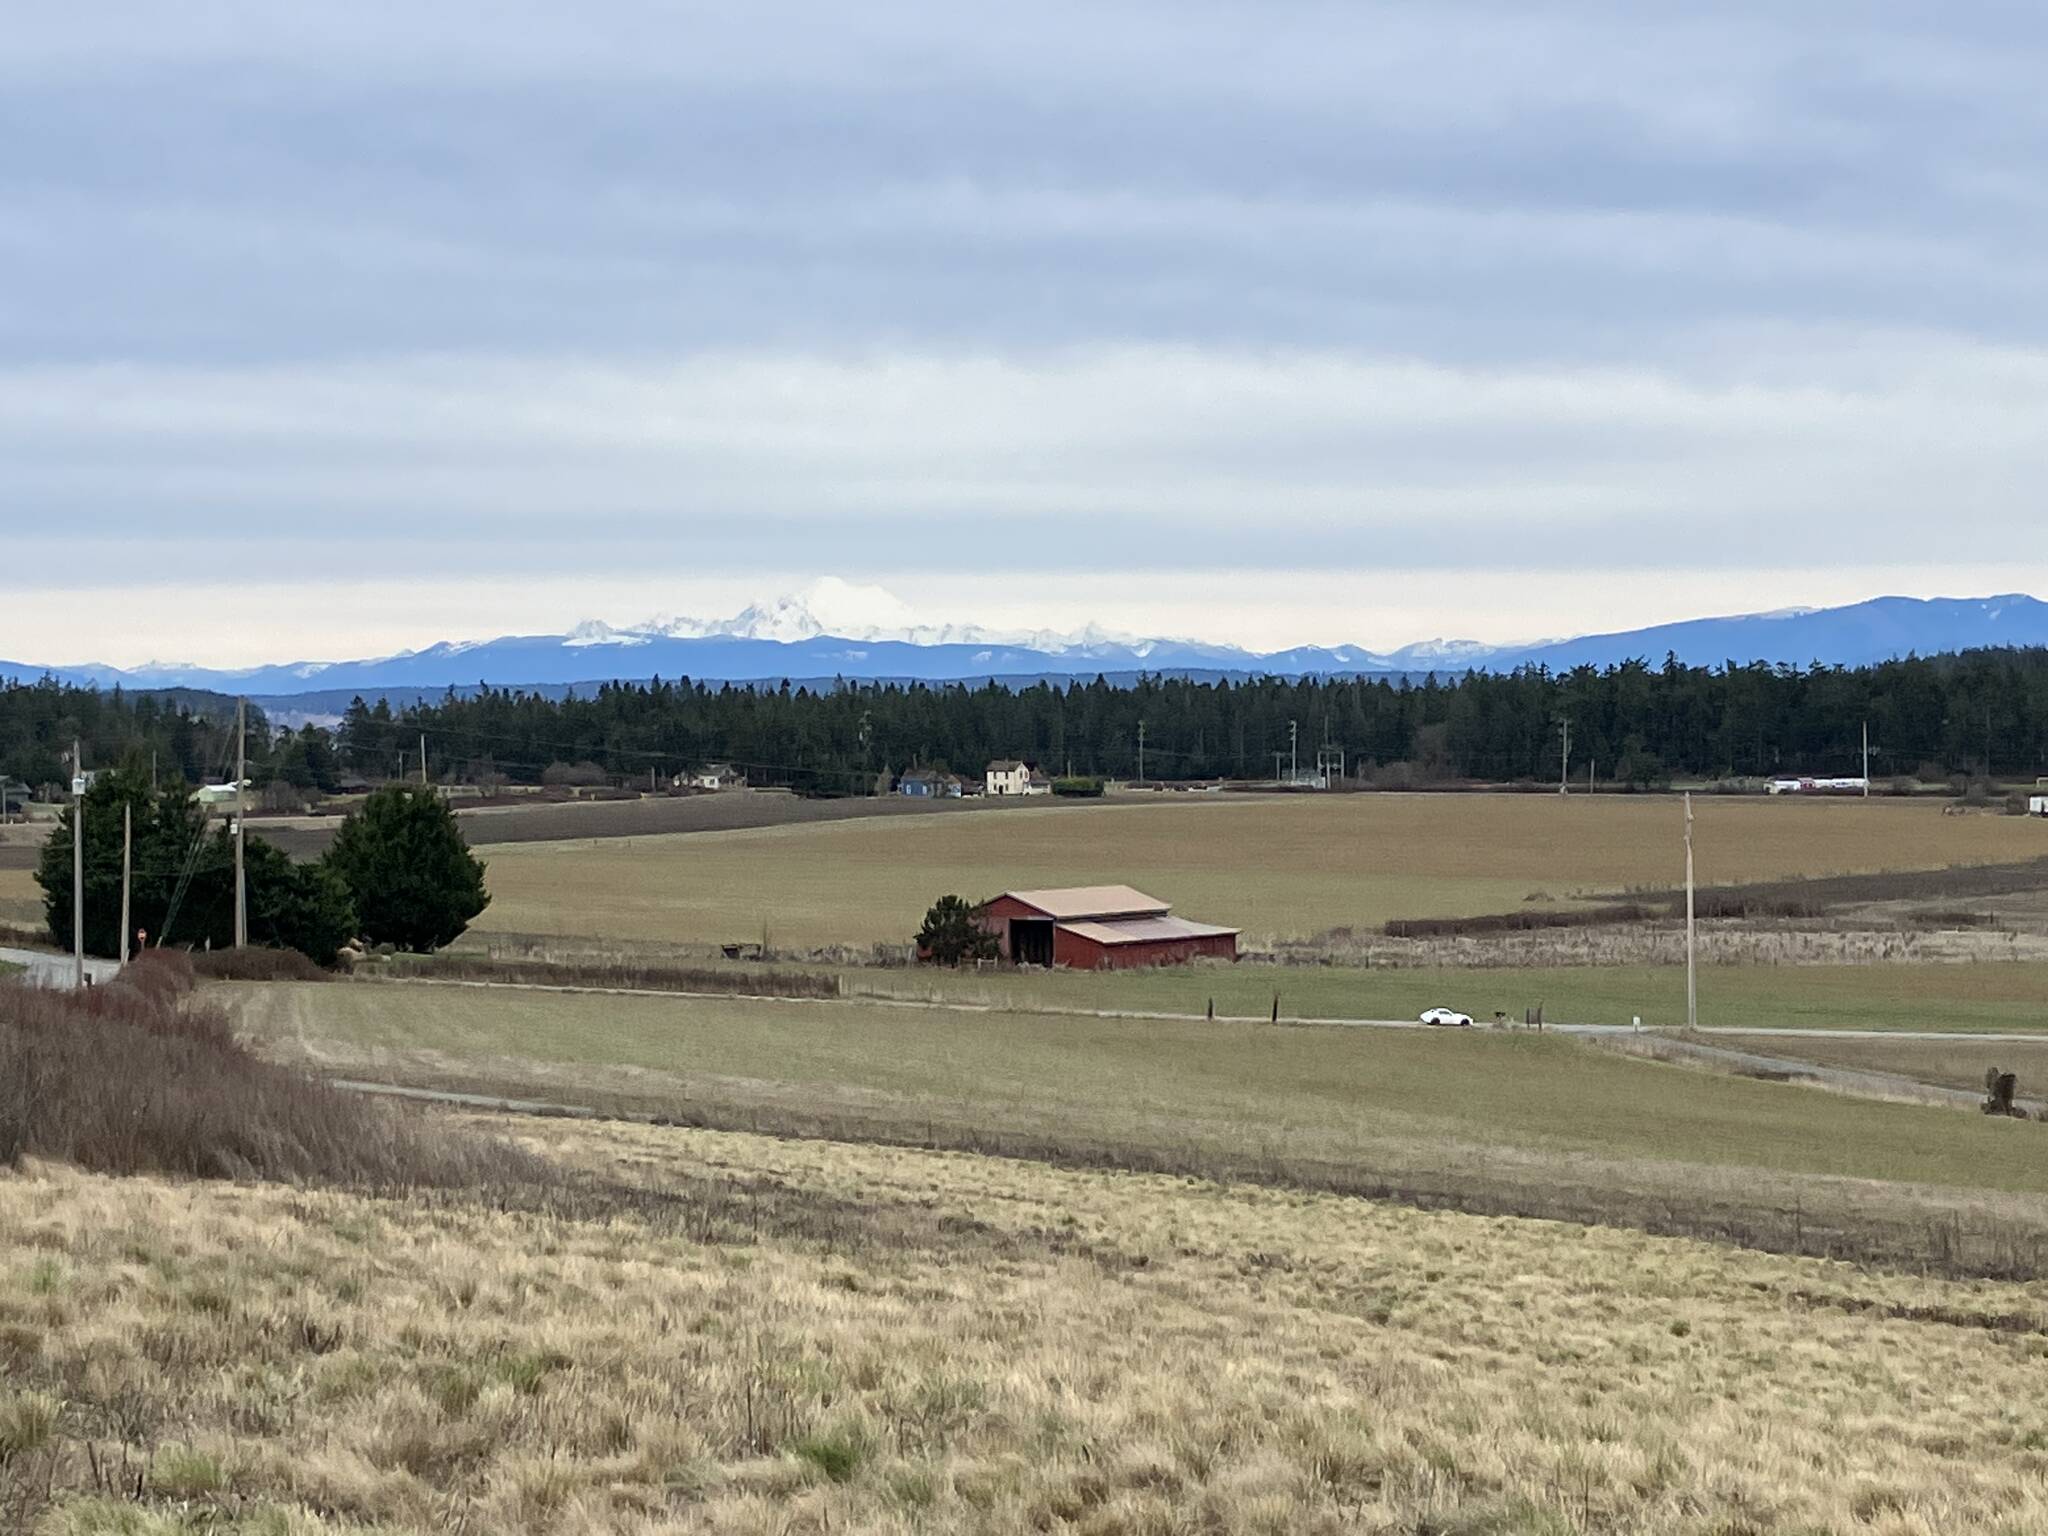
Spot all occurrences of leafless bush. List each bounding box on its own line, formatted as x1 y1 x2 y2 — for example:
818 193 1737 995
403 952 840 999
540 760 609 787
0 952 538 1188
190 946 331 983
1383 903 1655 938
1691 890 1826 920
257 782 308 815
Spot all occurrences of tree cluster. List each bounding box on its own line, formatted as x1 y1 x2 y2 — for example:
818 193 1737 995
35 764 355 964
35 777 489 965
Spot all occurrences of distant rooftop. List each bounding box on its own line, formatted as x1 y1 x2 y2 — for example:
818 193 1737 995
997 885 1171 920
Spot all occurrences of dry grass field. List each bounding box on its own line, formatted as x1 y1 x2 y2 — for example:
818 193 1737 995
469 793 2047 950
230 979 2048 1272
8 1118 2048 1534
0 865 40 928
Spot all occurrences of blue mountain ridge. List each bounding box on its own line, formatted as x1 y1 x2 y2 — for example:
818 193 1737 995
4 594 2044 701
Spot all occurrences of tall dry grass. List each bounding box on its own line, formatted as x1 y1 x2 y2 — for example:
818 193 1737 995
5 1118 2048 1533
0 952 528 1188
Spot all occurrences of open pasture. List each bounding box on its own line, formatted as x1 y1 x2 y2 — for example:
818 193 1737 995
833 955 2048 1033
11 1120 2048 1534
229 978 2048 1271
470 792 2045 950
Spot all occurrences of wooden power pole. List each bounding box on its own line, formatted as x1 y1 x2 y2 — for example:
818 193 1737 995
120 801 132 967
1684 792 1697 1032
72 738 84 988
234 699 248 950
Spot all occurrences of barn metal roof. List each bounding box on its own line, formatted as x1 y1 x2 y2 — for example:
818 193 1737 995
1055 915 1240 946
999 884 1171 919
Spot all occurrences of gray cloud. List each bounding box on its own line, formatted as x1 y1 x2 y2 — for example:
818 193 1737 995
1 2 2043 652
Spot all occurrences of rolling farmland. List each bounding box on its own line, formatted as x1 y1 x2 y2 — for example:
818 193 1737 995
229 977 2048 1273
469 792 2048 950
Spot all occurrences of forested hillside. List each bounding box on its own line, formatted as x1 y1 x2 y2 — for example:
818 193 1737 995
339 649 2048 789
7 648 2046 796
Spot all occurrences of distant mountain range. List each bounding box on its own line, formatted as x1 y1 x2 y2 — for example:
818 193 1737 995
5 589 2046 705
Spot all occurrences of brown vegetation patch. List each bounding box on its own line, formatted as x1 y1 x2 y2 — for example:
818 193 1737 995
191 946 332 983
391 952 841 1000
0 952 526 1187
1383 903 1656 937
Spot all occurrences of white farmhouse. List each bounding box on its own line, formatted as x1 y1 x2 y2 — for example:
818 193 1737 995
986 760 1030 796
689 762 743 791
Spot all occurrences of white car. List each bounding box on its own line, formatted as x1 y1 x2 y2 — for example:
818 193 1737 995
1419 1007 1472 1028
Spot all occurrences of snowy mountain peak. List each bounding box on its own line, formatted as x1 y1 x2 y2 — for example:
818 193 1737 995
586 581 1156 654
563 620 650 648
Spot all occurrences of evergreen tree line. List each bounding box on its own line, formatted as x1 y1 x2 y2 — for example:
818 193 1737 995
344 648 2048 789
0 678 340 795
10 648 2048 797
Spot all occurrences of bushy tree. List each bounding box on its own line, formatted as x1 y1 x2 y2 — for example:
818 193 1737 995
37 763 354 963
322 785 488 951
916 894 997 966
244 839 357 965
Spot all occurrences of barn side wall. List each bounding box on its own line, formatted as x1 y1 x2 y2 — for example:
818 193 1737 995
1052 930 1238 971
977 895 1047 960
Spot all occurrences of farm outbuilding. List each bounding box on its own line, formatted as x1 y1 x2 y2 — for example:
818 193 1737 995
977 885 1238 970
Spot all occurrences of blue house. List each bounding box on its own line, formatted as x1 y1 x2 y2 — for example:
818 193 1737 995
898 770 962 799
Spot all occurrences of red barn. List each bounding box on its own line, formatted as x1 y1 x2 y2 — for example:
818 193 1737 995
977 885 1238 970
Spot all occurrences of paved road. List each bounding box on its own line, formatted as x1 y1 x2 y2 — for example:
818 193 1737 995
0 946 121 989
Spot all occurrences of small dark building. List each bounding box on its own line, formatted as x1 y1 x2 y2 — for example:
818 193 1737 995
977 885 1238 970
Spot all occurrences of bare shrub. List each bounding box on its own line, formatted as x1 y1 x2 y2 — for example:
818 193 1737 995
1383 903 1655 939
1691 890 1825 920
404 952 838 1000
190 946 331 983
0 952 536 1187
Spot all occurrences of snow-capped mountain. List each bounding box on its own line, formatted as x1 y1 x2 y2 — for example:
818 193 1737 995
635 579 1166 655
5 591 2047 702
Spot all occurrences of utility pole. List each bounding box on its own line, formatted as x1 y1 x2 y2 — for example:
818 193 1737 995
1137 720 1146 784
1684 792 1697 1032
1289 719 1298 784
120 801 132 967
419 731 428 789
234 699 248 951
1559 718 1571 795
1862 720 1870 797
1273 751 1283 785
71 738 84 989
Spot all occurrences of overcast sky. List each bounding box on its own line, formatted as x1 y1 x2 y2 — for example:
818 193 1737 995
4 2 2045 665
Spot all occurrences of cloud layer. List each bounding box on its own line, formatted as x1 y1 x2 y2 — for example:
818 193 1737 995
3 2 2044 662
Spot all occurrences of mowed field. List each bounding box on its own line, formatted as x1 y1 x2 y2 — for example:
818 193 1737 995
13 1119 2048 1534
836 957 2048 1032
230 978 2048 1276
470 793 2046 950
